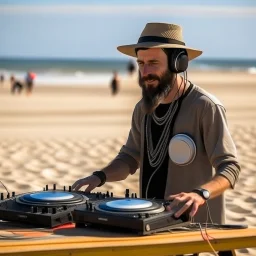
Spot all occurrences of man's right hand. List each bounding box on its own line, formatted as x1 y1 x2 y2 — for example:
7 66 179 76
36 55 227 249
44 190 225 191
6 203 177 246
71 175 101 192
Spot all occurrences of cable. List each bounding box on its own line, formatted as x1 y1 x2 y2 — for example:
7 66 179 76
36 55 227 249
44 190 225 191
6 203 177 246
206 201 214 224
0 180 9 194
198 223 218 256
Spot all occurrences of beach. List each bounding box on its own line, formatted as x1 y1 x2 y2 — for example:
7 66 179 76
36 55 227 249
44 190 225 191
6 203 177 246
0 70 255 255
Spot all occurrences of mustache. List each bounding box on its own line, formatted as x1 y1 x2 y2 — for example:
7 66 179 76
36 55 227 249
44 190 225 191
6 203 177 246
140 74 160 83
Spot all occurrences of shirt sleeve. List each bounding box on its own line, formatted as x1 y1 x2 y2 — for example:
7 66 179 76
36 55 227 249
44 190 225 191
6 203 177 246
201 104 241 188
113 101 142 174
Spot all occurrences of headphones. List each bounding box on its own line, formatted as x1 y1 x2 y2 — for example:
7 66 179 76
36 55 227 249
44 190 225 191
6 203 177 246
164 48 188 73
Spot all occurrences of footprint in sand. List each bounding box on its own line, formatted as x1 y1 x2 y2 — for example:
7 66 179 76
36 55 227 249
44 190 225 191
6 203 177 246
228 205 252 214
244 196 256 203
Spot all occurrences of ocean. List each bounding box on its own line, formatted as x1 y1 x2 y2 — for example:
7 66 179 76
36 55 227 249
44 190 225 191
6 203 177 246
0 58 255 86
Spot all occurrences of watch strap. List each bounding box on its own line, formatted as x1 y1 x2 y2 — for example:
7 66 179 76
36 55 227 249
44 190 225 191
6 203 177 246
92 171 106 187
192 188 209 200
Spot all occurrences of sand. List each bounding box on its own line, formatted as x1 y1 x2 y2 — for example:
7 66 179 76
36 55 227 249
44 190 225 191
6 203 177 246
0 70 255 255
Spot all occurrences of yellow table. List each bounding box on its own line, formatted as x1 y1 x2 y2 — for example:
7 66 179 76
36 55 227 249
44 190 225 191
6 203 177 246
0 222 255 256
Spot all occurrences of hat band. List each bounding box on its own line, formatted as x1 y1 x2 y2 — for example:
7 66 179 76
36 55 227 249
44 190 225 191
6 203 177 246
138 36 185 45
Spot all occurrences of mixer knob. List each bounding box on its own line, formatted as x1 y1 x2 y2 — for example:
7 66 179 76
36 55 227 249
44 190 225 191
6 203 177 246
63 186 66 191
31 206 38 213
96 192 99 199
53 184 56 190
110 192 113 197
42 207 49 214
131 193 134 198
1 193 4 200
63 205 68 210
125 189 130 198
7 193 10 198
31 206 39 213
12 192 15 197
106 191 110 197
69 186 71 192
52 208 57 214
89 203 93 211
145 213 150 218
135 193 137 198
138 213 142 218
46 185 48 191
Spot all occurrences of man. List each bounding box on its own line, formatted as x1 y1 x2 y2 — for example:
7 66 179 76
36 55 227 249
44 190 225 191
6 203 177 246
72 23 240 224
25 71 35 95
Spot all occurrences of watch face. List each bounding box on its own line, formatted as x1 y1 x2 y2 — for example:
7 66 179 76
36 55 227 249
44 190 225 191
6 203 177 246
203 190 210 199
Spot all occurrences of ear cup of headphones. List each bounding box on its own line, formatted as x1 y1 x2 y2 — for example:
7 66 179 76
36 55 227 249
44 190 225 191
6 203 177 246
168 49 188 73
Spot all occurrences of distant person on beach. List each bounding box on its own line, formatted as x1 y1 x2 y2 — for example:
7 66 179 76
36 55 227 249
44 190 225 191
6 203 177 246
10 75 23 94
72 23 240 231
0 74 4 85
25 71 36 95
110 71 120 96
127 60 135 76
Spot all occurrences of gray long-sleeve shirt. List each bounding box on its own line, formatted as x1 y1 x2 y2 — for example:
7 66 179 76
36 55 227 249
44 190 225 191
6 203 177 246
115 84 240 223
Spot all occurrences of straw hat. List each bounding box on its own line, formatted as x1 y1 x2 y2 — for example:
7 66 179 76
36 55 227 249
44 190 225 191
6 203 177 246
117 23 202 61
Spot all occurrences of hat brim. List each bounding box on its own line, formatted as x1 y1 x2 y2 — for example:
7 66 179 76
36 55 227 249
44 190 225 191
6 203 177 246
117 42 202 61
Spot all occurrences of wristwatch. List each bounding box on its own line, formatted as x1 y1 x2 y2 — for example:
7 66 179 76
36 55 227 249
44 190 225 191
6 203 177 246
192 188 210 200
92 171 106 187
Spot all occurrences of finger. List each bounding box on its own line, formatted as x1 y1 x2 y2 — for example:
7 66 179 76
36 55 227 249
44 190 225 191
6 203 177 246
174 199 194 218
74 181 89 191
72 178 89 191
84 184 97 193
71 179 83 190
167 195 185 210
165 205 171 212
165 193 181 201
189 202 199 217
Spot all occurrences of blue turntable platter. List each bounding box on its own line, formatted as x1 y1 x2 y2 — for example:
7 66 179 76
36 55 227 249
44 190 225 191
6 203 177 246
97 198 164 214
106 199 152 209
16 190 88 206
23 191 74 202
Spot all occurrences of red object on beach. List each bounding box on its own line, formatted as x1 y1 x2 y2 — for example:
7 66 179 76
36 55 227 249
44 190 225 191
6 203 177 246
30 72 36 79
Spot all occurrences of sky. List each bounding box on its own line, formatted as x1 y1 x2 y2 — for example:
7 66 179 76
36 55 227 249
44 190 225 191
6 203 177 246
0 0 255 60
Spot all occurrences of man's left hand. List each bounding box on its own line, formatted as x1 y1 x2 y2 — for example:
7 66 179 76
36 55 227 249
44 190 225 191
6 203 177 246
165 192 206 218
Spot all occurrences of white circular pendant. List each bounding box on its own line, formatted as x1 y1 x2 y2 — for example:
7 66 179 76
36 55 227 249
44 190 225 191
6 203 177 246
168 134 196 165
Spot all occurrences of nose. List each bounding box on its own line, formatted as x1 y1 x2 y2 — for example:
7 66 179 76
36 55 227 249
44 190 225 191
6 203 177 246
141 64 151 77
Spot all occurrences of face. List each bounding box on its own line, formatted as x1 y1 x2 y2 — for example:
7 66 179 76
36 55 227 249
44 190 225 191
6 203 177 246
136 48 175 113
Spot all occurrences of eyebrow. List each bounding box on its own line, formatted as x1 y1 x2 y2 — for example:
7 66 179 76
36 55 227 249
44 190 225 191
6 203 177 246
136 59 159 64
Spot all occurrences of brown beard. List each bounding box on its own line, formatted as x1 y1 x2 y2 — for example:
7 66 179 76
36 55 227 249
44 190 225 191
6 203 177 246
138 70 175 114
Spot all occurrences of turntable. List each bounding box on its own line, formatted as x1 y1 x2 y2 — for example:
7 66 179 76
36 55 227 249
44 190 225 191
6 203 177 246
73 190 190 235
0 184 111 228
